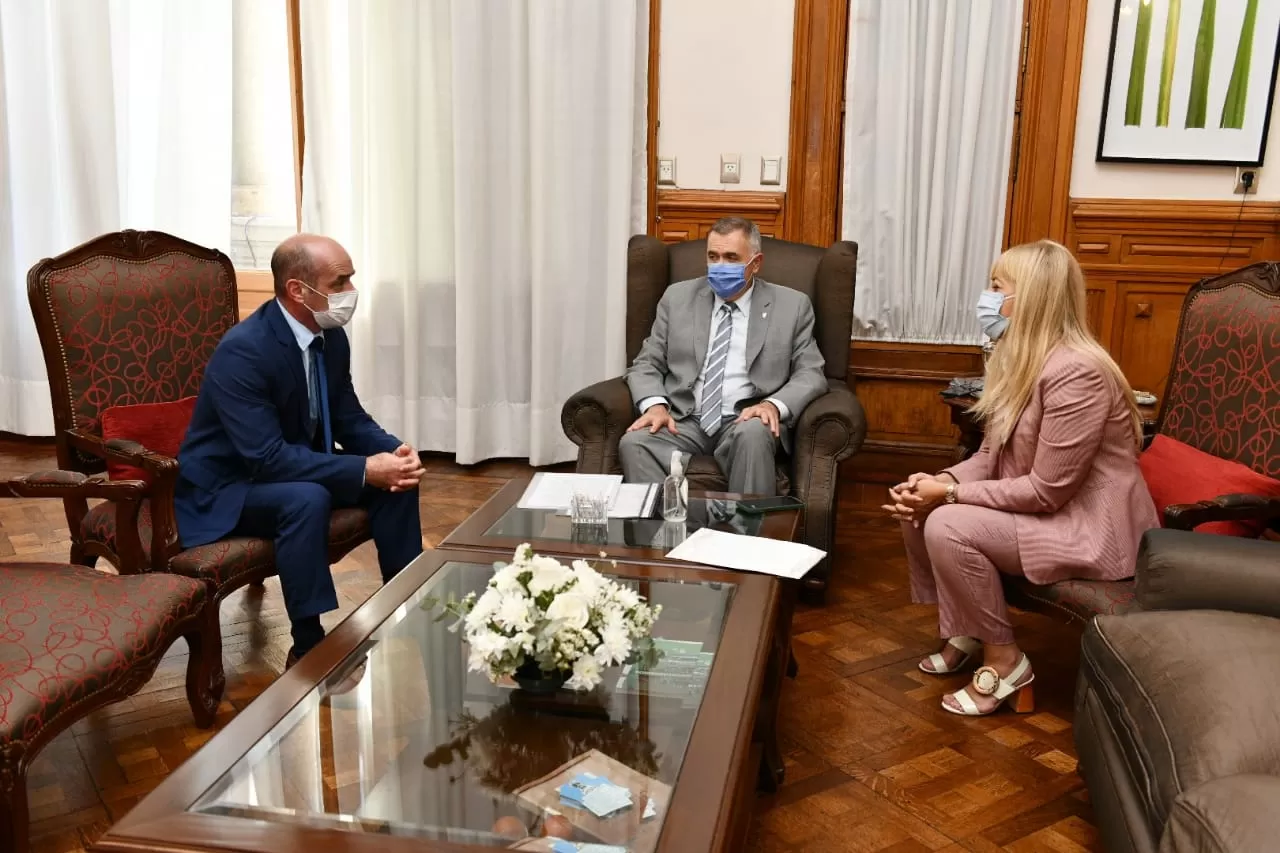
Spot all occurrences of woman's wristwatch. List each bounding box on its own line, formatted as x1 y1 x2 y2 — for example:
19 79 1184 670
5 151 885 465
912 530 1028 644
944 483 958 504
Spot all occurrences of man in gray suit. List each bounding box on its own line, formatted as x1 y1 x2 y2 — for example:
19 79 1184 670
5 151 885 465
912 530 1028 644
620 216 827 496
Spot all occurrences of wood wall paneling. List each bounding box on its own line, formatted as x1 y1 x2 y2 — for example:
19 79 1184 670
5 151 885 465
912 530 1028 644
235 270 274 320
1067 198 1280 405
653 189 786 244
841 341 985 512
783 0 851 248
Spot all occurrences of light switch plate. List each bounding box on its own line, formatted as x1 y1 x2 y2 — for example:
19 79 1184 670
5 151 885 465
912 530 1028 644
720 154 741 184
657 157 676 186
760 156 782 185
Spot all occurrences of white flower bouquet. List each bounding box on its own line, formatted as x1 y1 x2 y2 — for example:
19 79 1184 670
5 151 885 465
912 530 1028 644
429 544 662 692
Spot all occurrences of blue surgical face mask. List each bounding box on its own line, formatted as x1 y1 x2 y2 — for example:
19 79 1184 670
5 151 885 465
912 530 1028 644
976 289 1012 340
707 256 757 299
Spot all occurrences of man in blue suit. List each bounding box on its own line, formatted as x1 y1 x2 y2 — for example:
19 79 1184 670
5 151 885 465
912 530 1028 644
176 234 425 665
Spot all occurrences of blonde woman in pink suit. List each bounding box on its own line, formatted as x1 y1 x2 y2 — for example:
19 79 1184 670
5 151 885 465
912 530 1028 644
885 240 1158 717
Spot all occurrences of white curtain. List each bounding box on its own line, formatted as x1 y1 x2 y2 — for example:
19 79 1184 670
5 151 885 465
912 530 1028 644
0 0 231 435
301 0 647 466
841 0 1022 345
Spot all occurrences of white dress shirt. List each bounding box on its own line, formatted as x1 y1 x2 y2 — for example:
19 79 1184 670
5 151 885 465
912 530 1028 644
278 298 323 387
638 284 790 424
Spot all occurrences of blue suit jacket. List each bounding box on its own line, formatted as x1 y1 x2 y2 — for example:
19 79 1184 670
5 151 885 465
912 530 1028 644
175 299 400 547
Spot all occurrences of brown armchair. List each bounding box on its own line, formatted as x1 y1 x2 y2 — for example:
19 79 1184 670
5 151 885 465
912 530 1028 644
561 234 868 600
1001 261 1280 623
16 229 374 693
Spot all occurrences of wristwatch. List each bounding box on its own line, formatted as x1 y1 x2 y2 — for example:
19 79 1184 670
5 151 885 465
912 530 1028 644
944 483 958 504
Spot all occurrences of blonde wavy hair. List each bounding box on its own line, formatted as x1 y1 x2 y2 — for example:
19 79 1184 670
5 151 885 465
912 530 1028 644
971 240 1142 449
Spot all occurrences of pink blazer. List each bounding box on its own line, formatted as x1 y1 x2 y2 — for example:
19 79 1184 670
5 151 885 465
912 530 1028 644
943 346 1159 585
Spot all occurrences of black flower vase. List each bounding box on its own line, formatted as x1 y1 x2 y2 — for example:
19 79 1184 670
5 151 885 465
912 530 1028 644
513 659 566 695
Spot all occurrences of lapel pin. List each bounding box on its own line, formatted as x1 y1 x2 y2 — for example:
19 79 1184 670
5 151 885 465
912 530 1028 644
762 312 768 318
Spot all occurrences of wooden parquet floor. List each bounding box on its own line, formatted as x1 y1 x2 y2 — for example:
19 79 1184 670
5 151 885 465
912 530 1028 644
0 436 1100 853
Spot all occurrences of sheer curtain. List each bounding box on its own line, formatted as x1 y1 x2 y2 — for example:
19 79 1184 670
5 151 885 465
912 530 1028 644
841 0 1022 345
301 0 647 466
0 0 231 435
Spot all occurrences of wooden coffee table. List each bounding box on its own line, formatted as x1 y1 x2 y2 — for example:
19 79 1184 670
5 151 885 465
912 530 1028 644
90 549 777 853
441 477 803 792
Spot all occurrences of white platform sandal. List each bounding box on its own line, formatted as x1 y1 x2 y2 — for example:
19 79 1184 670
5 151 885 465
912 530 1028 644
918 636 982 674
942 654 1036 716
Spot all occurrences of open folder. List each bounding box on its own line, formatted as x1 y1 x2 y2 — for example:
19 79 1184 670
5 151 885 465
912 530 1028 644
665 527 826 579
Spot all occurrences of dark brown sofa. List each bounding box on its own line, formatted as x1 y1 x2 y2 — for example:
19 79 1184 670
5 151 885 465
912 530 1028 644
1075 528 1280 853
560 234 867 599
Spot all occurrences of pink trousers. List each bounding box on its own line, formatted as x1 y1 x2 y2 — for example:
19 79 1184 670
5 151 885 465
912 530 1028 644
901 504 1025 645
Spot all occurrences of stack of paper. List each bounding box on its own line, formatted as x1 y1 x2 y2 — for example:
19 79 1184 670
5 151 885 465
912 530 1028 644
523 473 660 518
665 527 826 579
518 473 623 510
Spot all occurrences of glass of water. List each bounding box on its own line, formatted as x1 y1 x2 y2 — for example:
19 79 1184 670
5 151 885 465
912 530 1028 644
569 491 608 527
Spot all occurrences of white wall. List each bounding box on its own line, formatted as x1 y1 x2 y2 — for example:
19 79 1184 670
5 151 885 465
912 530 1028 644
1072 0 1280 200
657 0 795 191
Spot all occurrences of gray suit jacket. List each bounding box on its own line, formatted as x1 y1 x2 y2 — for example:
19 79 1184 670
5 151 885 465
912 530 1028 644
624 277 827 425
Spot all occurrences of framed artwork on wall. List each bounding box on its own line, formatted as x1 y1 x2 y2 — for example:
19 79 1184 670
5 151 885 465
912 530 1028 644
1098 0 1280 165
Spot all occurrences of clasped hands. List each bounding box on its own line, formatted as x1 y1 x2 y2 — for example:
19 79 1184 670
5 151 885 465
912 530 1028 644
881 472 953 526
365 443 425 492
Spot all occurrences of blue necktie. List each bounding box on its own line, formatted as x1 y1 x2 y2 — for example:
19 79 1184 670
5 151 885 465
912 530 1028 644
699 304 735 435
308 338 332 453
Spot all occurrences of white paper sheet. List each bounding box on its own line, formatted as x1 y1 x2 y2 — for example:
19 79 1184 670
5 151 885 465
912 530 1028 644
517 473 624 510
664 527 826 579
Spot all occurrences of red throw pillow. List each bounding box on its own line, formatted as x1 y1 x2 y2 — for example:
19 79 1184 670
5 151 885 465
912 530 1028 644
99 397 198 484
1139 434 1280 537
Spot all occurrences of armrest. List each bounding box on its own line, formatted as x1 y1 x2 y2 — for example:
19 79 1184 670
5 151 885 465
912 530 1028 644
66 427 182 568
793 381 867 469
1135 528 1280 619
1165 493 1280 531
2 471 149 573
1 469 147 501
560 376 634 474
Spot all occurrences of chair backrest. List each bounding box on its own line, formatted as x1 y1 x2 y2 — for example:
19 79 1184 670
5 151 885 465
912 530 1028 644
625 234 858 380
27 230 238 474
1156 261 1280 478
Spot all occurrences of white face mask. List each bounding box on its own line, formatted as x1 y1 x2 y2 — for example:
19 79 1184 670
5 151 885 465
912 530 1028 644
976 290 1013 340
302 282 358 329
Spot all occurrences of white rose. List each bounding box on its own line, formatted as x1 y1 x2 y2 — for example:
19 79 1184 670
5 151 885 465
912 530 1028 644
546 590 592 630
528 555 573 596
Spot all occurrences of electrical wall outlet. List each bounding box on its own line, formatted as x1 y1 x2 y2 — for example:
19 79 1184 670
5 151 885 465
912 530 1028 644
720 154 741 184
1235 167 1260 194
760 156 782 185
657 157 676 186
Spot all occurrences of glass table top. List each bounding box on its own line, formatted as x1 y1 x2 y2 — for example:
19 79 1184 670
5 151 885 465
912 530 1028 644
189 559 736 850
484 497 763 551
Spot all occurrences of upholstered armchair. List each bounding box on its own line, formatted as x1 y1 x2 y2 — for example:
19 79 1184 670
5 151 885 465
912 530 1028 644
15 230 374 691
1000 261 1280 623
0 478 220 853
561 234 868 600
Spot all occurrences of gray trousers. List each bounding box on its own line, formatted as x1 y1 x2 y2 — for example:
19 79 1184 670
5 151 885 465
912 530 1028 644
617 415 781 496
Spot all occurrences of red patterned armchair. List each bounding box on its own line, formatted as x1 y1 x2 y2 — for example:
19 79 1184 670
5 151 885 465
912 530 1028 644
998 262 1280 623
0 477 220 853
15 230 373 688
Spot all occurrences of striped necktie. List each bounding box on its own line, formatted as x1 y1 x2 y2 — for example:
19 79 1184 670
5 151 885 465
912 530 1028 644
699 303 736 435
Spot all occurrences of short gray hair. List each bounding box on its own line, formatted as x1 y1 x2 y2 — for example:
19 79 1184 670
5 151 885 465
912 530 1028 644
709 216 761 255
